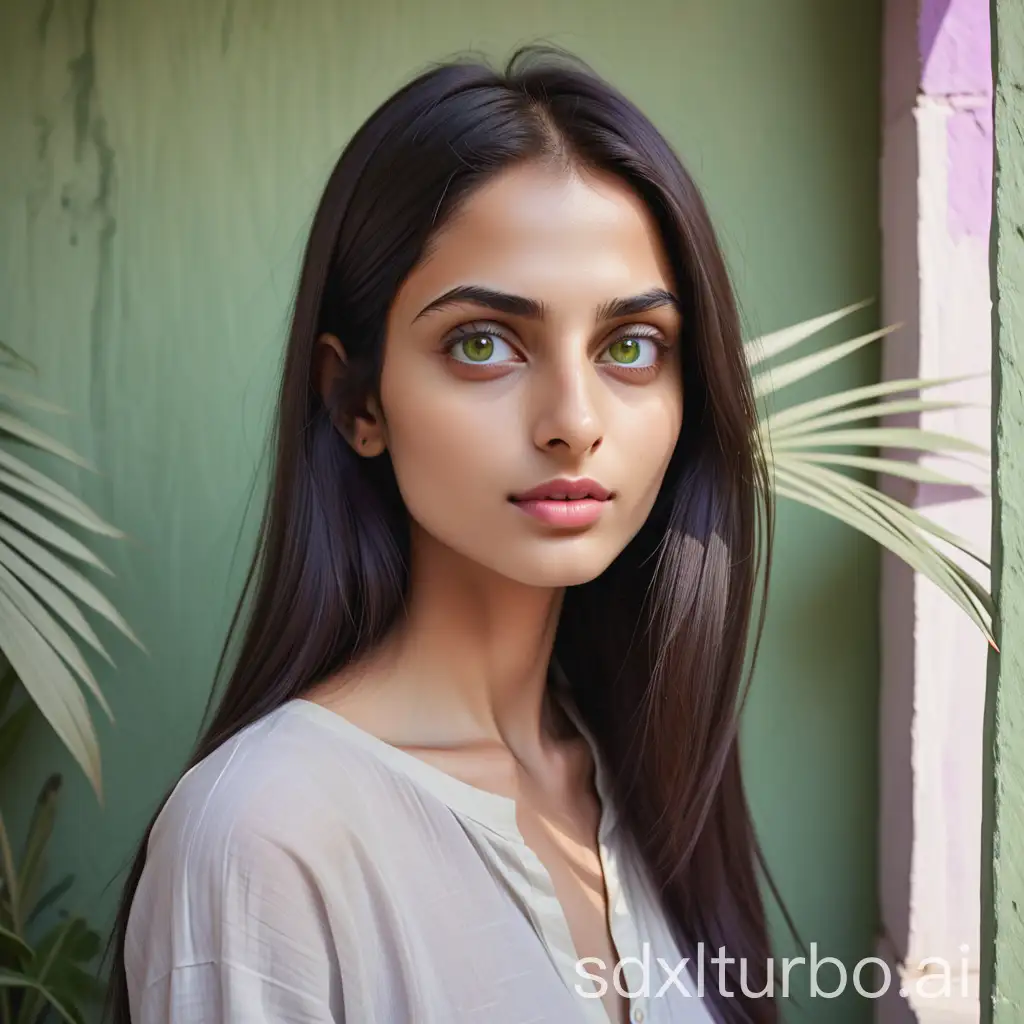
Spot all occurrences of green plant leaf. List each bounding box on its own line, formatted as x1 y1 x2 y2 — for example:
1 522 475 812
0 813 21 936
0 664 17 721
0 925 32 963
775 462 989 619
778 456 990 566
773 463 994 644
0 496 111 576
0 702 35 778
0 565 112 720
0 590 100 796
752 326 896 400
25 915 73 975
0 970 77 1024
12 915 79 1024
0 538 113 665
0 384 67 417
775 451 980 489
0 450 105 531
53 960 104 1003
0 471 122 540
0 523 140 646
19 777 61 922
744 300 872 368
43 974 101 1020
16 919 101 1023
768 398 969 438
0 415 91 472
868 484 991 568
0 346 37 375
773 474 993 641
56 920 98 966
24 877 74 931
761 373 981 432
770 427 987 454
749 302 992 645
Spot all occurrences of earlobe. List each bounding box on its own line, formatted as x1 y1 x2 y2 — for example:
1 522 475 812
314 333 386 457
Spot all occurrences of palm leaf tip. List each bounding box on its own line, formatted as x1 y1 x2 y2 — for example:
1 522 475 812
744 299 873 368
755 307 994 647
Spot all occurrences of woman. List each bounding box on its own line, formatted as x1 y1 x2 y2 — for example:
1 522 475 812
108 45 778 1024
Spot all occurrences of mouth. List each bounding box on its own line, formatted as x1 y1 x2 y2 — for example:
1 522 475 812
508 478 613 528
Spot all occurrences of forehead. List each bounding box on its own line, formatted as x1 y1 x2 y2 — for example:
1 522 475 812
394 162 676 315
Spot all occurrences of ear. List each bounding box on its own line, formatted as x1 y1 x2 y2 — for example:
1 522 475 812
314 333 387 456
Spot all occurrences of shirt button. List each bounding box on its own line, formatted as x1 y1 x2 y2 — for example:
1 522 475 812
631 1009 644 1023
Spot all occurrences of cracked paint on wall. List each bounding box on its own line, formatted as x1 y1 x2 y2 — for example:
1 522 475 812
68 0 117 434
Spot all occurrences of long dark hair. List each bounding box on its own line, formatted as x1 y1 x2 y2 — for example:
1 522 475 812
106 45 780 1023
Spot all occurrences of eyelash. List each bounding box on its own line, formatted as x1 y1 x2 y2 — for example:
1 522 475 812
442 322 670 374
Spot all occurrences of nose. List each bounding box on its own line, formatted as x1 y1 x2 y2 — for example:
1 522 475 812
531 358 604 456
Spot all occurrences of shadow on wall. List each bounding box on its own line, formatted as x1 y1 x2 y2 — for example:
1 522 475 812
919 0 955 66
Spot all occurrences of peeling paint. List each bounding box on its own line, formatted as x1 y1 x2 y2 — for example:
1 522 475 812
89 114 116 432
92 114 114 213
33 114 51 161
67 0 98 163
26 115 54 221
56 0 119 437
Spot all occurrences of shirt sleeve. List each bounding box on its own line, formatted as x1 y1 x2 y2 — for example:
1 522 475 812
128 823 344 1024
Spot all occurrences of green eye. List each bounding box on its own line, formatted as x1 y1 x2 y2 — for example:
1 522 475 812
606 338 642 364
448 330 517 366
600 335 661 370
459 336 494 362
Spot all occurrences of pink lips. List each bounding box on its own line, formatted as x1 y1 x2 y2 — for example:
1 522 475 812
509 477 612 528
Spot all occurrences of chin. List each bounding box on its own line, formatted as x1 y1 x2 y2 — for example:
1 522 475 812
490 539 621 589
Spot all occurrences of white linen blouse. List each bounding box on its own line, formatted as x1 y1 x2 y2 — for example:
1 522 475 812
125 693 715 1024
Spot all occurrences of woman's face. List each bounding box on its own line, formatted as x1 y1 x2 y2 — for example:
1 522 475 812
373 161 684 587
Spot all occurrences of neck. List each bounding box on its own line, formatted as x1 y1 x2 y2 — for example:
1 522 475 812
347 522 565 752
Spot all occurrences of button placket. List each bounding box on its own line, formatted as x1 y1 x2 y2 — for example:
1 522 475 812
599 830 651 1021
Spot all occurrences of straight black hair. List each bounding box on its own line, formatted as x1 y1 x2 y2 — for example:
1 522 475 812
106 44 782 1023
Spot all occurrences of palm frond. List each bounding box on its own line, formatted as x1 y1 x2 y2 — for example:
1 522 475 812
752 325 897 399
750 305 994 647
774 451 983 491
744 299 872 367
0 374 140 796
768 398 967 437
0 587 101 796
763 373 982 432
0 415 92 472
771 427 985 454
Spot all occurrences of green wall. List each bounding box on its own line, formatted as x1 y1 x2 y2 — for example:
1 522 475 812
0 2 881 1020
983 0 1024 1019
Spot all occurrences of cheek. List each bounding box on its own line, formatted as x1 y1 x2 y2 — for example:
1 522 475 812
379 368 510 512
617 384 684 492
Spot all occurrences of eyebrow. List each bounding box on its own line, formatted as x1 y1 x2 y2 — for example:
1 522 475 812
412 285 681 323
